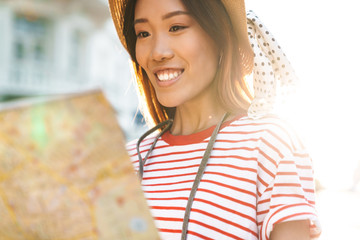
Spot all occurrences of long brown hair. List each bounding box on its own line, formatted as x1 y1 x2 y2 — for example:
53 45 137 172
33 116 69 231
118 0 253 126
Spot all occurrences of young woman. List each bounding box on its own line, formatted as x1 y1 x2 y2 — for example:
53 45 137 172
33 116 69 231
109 0 321 239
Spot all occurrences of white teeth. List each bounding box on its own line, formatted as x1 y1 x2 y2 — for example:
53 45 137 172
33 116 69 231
156 70 182 81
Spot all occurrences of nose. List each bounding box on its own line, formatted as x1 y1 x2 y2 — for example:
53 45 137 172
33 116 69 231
150 34 174 62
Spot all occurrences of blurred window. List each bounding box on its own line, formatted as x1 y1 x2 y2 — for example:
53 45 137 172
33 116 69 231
69 29 84 78
11 14 52 84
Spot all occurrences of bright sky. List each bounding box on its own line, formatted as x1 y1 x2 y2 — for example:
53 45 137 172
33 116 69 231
245 0 360 190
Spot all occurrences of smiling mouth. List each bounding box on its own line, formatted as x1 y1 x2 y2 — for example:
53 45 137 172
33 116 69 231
155 69 184 81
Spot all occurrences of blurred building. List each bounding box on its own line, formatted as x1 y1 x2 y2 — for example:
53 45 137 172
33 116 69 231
0 0 146 140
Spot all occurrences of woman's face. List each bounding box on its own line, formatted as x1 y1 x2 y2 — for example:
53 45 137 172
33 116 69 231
134 0 219 108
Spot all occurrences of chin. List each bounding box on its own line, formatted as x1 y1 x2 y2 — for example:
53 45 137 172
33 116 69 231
157 97 181 109
159 101 178 108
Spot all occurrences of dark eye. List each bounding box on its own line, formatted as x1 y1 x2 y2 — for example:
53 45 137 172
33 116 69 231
136 31 150 39
169 25 187 32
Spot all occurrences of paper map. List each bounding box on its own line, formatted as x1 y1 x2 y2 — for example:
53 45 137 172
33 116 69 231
0 90 159 240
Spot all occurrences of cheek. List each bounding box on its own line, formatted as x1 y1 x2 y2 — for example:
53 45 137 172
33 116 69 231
183 30 218 64
199 37 218 68
184 36 218 77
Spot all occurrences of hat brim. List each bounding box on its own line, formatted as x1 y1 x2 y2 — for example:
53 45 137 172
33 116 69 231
221 0 253 75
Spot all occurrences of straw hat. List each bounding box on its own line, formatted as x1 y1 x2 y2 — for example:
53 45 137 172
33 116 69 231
220 0 254 75
108 0 254 75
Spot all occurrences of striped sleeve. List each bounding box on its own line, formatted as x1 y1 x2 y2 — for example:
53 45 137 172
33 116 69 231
255 118 321 240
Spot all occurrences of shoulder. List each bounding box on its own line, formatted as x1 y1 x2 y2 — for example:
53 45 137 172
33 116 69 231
126 132 158 158
126 138 138 155
223 114 306 156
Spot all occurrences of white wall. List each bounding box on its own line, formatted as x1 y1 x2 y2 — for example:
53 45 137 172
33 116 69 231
0 5 13 88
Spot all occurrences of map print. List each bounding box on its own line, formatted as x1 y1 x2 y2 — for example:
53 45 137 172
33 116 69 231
0 91 159 240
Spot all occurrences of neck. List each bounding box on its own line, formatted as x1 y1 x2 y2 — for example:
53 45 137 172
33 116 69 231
168 80 242 135
171 108 226 136
170 85 232 135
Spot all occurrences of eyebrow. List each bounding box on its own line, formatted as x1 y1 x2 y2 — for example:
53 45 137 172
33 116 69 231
134 10 189 26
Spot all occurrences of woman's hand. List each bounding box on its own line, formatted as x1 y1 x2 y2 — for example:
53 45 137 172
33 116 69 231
270 220 310 240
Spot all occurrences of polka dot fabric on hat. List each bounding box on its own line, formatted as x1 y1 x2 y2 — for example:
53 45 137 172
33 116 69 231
246 10 298 119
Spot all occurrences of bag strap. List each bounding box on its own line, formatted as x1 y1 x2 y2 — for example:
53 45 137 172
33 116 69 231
181 112 229 240
136 119 173 180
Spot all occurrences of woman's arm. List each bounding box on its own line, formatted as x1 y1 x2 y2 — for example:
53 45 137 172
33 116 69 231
270 220 310 240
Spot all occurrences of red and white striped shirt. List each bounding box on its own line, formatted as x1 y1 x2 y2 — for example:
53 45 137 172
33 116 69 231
127 115 321 240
